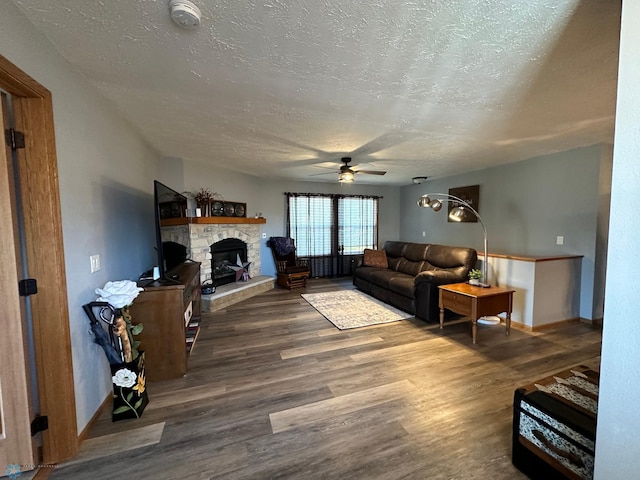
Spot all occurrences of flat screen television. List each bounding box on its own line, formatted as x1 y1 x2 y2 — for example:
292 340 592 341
153 180 189 283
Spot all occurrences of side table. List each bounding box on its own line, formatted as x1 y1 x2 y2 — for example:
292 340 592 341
438 282 515 344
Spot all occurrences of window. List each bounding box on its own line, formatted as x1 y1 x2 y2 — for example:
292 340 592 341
288 195 333 257
286 193 380 277
338 196 378 255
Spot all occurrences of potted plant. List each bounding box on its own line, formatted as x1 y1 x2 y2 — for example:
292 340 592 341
468 268 483 286
186 188 222 217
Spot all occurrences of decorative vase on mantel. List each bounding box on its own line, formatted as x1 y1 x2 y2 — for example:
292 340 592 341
197 201 210 217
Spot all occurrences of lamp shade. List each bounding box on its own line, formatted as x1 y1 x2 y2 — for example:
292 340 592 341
417 192 490 288
417 195 443 211
430 200 443 212
449 206 466 221
417 195 431 207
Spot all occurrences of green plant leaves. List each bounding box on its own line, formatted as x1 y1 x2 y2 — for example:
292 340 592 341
131 324 143 335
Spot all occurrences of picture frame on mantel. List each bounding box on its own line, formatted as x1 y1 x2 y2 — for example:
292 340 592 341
448 185 479 222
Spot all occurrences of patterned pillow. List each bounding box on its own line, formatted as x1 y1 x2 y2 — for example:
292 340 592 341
363 249 388 268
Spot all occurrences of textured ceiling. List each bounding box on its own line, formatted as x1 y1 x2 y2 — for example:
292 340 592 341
13 0 621 185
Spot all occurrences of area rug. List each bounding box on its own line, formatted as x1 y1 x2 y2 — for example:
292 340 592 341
301 290 413 330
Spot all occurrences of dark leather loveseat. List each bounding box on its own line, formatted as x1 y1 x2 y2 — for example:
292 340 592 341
353 241 477 323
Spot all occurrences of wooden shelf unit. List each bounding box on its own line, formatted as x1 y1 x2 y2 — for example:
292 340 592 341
129 261 201 381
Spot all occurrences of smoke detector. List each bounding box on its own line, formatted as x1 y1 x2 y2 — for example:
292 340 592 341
412 176 429 184
169 0 201 29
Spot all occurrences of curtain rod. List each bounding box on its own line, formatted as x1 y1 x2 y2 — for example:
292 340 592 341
284 192 383 199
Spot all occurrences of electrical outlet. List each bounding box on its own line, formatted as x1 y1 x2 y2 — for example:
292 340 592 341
422 231 426 237
90 254 101 273
556 236 564 245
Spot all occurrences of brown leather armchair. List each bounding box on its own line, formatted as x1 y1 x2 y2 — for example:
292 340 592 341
267 236 310 290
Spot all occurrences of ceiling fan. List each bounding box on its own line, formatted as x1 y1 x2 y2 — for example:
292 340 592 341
312 157 387 183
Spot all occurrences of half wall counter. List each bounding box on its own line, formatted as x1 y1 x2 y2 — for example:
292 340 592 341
484 253 583 330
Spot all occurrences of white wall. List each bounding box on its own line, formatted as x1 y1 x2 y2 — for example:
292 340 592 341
0 3 162 433
594 1 640 477
399 144 605 320
181 159 401 276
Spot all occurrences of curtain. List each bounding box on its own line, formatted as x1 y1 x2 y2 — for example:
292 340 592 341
286 193 380 277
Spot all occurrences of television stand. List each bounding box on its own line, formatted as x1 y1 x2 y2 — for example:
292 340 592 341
157 275 181 285
129 262 201 381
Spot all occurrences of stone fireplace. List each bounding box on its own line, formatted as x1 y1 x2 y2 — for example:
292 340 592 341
160 221 262 285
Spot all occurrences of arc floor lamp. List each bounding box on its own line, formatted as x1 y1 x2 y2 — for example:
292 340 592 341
417 193 499 325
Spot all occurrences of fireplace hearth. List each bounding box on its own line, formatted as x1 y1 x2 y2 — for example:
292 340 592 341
211 238 248 286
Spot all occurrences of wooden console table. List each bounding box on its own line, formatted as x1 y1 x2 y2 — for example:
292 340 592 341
438 283 515 344
129 261 201 380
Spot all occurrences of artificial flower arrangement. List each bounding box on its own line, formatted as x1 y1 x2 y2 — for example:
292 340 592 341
468 268 483 285
184 187 222 216
85 279 149 421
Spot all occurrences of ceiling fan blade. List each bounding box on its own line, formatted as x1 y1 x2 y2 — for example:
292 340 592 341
356 170 387 175
309 170 338 176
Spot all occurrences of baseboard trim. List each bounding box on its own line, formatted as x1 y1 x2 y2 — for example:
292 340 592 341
509 317 583 332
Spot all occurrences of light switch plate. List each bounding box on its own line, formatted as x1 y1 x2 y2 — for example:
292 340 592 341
90 254 101 273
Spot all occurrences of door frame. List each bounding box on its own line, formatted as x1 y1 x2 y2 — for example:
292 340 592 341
0 54 78 463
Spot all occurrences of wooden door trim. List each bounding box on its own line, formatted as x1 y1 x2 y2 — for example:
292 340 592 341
0 91 34 469
0 54 78 462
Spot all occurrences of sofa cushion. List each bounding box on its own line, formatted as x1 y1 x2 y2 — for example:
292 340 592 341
383 241 407 258
387 256 403 271
363 249 388 268
395 258 426 276
425 244 477 269
403 243 430 261
368 269 400 289
388 275 415 298
354 265 382 282
421 244 478 280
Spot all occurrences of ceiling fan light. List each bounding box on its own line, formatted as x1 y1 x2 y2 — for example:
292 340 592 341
339 171 354 183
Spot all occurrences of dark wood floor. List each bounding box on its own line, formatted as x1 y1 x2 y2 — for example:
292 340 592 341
49 278 602 479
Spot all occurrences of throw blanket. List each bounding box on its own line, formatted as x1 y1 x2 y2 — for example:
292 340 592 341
268 237 296 256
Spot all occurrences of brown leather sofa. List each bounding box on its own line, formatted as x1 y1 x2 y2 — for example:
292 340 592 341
353 241 477 323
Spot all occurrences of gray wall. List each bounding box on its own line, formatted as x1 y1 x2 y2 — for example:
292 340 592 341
595 2 640 477
399 144 607 320
0 3 162 433
181 158 401 277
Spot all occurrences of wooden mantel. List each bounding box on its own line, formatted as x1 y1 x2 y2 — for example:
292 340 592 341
161 216 266 226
